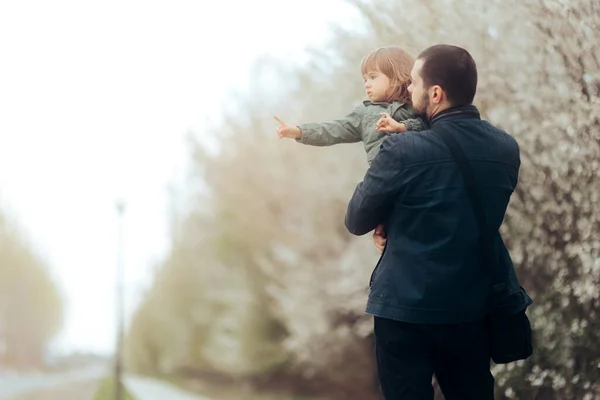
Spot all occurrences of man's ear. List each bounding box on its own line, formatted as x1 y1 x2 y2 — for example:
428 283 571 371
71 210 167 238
431 85 444 105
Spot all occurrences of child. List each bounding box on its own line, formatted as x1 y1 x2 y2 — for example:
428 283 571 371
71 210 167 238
274 46 427 165
275 46 435 389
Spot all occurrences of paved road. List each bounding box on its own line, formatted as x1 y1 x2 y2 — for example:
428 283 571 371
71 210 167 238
124 375 211 400
0 367 213 400
7 379 99 400
0 365 106 400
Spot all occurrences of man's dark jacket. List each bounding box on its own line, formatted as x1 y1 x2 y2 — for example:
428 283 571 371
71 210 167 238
345 105 532 324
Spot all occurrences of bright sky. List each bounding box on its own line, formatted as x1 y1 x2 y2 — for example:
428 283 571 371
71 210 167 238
0 0 362 355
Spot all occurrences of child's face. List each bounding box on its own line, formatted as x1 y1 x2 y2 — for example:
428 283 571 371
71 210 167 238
363 69 391 102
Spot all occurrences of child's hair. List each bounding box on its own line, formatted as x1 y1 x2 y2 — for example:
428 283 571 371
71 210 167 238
361 46 414 103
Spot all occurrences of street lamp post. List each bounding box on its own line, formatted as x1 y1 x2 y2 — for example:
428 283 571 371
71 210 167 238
115 200 126 400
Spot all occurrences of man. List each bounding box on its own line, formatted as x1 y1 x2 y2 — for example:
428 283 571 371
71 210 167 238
345 45 531 399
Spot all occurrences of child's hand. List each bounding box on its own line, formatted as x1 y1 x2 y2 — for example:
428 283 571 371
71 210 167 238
376 113 406 133
373 224 387 254
374 224 387 238
274 116 302 139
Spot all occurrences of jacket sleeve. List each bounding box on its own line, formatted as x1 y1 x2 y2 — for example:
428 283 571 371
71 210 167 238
393 106 428 132
345 135 405 235
296 105 363 146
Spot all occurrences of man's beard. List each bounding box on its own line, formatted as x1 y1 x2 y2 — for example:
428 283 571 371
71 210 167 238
412 93 430 120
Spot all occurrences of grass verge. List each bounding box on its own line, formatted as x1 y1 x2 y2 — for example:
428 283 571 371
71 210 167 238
92 376 136 400
167 375 320 400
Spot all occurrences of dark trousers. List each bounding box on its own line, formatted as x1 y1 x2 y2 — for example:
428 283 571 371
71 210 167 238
374 316 494 400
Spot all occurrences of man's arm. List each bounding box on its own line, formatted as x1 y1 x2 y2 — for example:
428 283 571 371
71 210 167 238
345 136 405 235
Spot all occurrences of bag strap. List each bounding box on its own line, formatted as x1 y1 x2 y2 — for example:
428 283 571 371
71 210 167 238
433 123 505 293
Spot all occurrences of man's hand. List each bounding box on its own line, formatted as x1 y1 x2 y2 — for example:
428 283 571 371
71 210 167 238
274 116 302 139
373 224 387 254
376 112 406 133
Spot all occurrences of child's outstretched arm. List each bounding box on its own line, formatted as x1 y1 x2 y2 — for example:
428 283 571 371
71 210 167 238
274 105 363 146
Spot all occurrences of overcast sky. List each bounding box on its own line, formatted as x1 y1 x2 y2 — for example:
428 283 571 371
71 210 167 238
0 0 362 355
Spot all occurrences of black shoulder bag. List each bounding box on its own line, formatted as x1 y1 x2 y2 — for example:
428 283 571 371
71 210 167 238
434 124 533 364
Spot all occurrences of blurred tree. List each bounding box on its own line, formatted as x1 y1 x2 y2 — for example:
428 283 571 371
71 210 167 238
0 210 63 369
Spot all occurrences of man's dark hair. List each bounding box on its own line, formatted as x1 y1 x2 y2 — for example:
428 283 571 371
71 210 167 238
417 45 477 106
